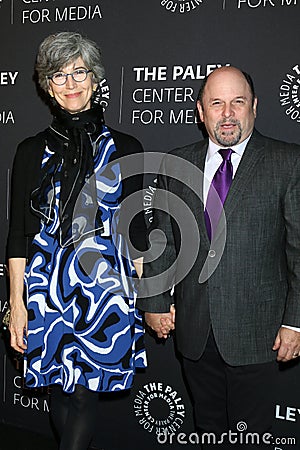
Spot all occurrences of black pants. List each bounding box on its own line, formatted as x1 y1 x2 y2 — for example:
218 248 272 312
182 331 278 449
50 385 99 450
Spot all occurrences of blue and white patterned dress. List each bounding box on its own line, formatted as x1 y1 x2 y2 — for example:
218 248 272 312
24 127 146 393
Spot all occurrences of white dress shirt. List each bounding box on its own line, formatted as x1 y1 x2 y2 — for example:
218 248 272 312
203 135 251 208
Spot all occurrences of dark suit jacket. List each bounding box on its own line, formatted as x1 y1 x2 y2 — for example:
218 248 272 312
137 130 300 365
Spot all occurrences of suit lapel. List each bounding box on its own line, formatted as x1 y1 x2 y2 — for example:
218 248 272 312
225 130 265 215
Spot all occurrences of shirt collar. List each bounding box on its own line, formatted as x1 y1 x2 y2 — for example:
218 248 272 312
206 133 252 161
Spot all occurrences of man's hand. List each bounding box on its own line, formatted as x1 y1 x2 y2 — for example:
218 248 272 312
273 327 300 362
145 305 175 339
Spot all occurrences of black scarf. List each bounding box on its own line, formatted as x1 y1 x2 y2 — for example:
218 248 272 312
31 102 105 246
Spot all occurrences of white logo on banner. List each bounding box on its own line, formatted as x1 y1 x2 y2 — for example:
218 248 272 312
0 111 15 124
0 264 7 277
144 180 157 224
275 404 300 422
21 3 103 24
130 63 230 125
13 375 50 412
235 0 297 9
0 299 8 313
0 71 18 85
279 64 300 124
95 78 110 111
133 381 186 434
160 0 204 14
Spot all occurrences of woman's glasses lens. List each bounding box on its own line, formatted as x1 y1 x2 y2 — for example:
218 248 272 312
50 69 91 86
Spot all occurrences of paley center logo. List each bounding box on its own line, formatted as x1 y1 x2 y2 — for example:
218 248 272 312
133 381 186 434
94 78 110 111
0 71 18 124
160 0 204 14
279 64 300 124
0 71 18 86
0 264 7 277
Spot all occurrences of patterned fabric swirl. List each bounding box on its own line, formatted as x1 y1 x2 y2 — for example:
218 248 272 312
24 126 147 393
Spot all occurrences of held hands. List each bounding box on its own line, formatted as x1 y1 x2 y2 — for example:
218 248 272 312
273 327 300 362
9 301 28 354
145 304 176 339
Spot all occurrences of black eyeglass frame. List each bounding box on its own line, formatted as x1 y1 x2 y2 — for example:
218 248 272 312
47 68 93 86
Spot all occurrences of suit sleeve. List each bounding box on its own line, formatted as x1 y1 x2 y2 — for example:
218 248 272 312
137 155 177 313
282 153 300 327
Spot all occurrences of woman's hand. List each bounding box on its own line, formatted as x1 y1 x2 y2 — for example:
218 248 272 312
9 301 28 354
8 257 27 353
145 304 176 339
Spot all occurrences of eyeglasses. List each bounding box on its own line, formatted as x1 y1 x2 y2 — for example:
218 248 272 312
47 68 92 86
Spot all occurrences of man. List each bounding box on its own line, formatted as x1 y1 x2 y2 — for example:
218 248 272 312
137 67 300 447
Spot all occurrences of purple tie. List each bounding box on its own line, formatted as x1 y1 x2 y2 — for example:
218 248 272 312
205 149 233 240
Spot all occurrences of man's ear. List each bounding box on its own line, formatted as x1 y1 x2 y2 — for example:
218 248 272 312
196 100 204 122
252 97 258 118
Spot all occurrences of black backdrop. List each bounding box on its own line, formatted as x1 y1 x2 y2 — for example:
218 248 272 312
0 1 300 449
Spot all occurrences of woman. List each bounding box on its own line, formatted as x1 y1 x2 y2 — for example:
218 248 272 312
7 31 147 449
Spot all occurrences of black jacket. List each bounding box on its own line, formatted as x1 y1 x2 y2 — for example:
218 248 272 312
7 127 147 260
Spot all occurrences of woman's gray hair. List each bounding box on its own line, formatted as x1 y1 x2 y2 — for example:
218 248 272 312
35 31 105 92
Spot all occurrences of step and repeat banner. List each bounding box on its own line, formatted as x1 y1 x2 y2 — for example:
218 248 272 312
0 1 300 449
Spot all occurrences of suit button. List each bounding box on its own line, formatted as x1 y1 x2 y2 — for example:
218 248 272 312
208 250 216 258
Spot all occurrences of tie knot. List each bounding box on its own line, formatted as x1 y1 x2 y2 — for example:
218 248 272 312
219 148 233 161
